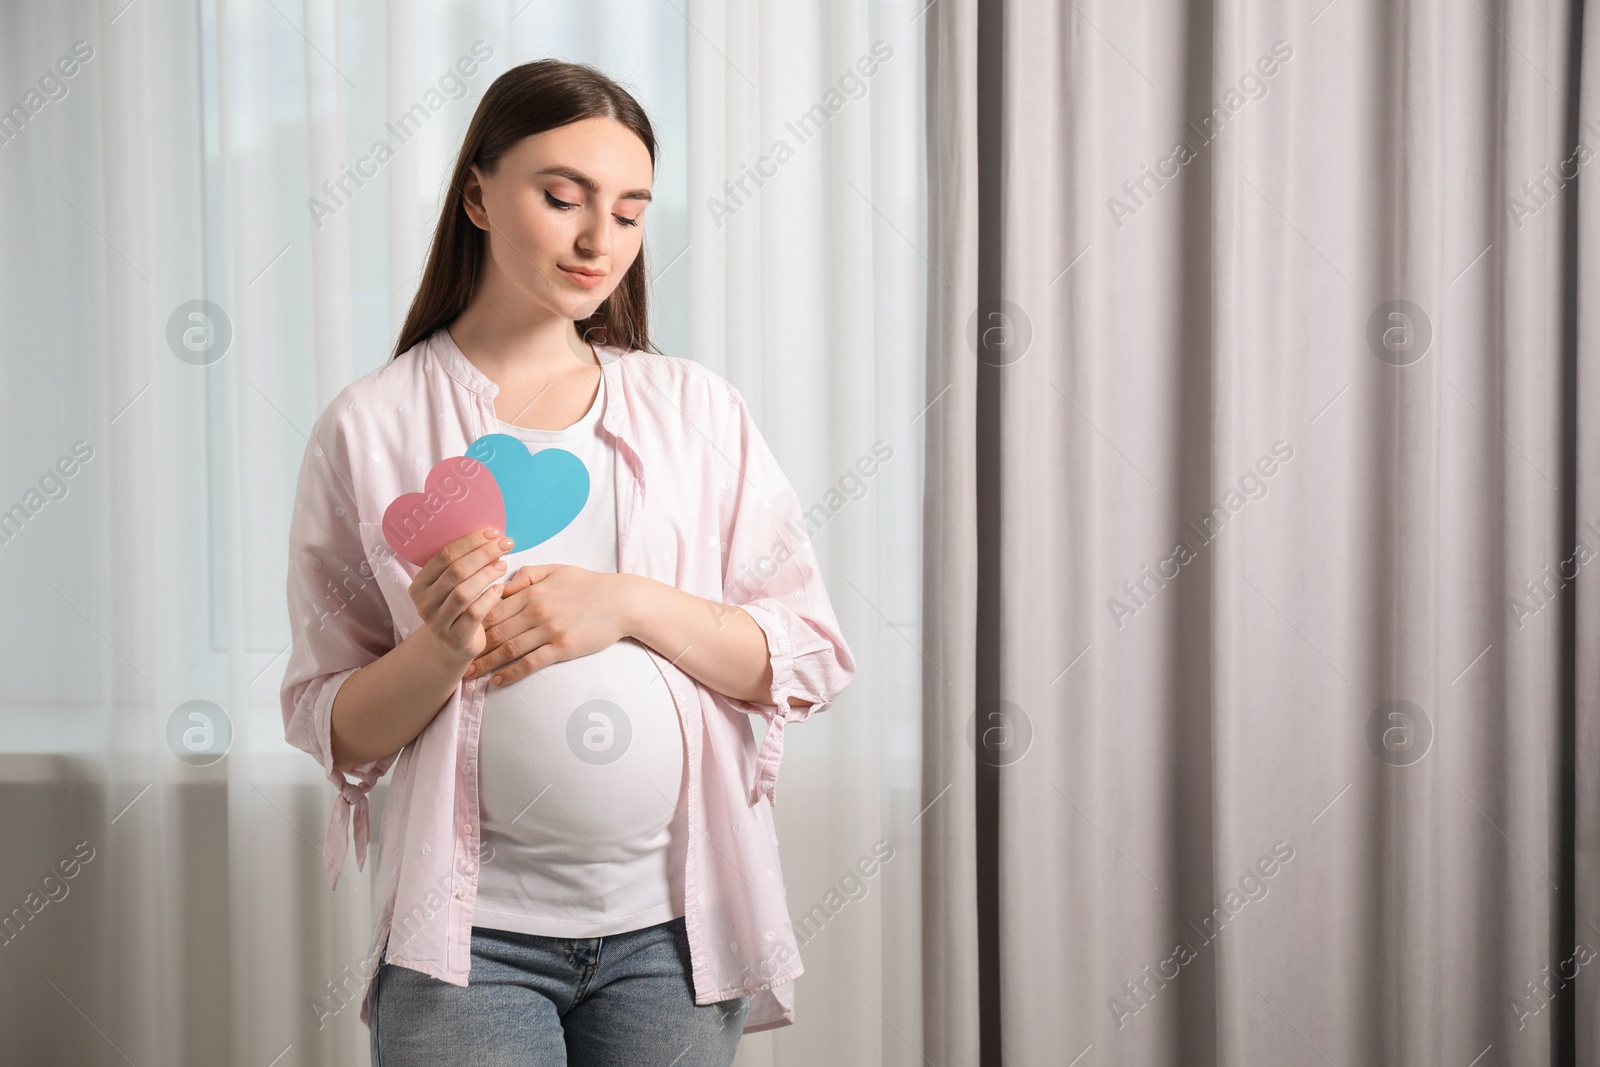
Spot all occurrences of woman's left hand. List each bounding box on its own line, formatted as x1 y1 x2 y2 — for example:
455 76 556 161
467 564 636 685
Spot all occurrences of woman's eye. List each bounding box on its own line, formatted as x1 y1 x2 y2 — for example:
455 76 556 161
615 215 640 228
545 191 577 210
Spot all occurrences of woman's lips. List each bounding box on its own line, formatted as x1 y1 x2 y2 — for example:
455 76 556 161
559 266 606 289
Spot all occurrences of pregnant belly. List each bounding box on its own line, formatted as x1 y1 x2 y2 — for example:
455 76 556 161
476 637 686 860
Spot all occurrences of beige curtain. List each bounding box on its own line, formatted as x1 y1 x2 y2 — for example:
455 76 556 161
924 1 1600 1064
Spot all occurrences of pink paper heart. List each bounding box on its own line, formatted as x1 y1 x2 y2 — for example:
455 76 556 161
382 456 507 566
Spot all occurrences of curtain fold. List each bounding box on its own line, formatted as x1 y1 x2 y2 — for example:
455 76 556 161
925 0 1597 1064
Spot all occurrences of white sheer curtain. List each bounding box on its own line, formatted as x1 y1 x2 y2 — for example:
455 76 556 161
681 2 927 1064
0 1 923 1064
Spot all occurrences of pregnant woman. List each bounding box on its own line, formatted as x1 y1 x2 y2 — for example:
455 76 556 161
280 59 855 1066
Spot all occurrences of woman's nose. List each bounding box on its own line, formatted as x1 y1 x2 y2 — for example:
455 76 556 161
575 212 613 258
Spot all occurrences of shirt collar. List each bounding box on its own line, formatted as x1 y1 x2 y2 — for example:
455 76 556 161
596 346 631 445
427 325 497 398
426 326 634 447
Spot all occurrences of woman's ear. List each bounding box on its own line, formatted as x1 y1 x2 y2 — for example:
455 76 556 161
461 164 491 231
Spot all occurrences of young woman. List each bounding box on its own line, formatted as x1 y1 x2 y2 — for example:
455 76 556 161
280 60 856 1065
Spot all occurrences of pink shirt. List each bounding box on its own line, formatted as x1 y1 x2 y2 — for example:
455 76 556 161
280 329 856 1032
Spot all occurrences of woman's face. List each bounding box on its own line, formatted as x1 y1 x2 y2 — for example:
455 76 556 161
463 116 653 324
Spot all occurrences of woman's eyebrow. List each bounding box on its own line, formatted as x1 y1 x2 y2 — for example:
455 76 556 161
535 164 653 202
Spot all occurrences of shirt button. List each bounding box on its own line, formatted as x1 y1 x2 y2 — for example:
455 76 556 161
421 844 432 857
454 888 467 900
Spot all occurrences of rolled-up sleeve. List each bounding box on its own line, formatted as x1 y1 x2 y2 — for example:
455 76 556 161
716 386 857 806
280 429 401 890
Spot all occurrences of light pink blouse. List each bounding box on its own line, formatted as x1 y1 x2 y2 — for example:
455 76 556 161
280 329 857 1032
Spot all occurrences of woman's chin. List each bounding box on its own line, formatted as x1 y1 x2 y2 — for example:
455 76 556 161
568 294 607 320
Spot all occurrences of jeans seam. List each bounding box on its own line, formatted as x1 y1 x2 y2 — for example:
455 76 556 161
573 935 604 1000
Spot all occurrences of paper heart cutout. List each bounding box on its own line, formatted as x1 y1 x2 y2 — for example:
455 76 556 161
464 433 589 551
382 456 507 566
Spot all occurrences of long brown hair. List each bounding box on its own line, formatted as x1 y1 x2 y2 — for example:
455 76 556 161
392 59 659 360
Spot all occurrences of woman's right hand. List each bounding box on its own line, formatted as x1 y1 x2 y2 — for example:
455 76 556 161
328 527 515 772
407 528 515 671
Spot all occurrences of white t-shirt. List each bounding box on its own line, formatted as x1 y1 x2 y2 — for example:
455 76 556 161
473 370 688 938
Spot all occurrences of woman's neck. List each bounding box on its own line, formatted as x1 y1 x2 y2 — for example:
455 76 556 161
448 280 597 381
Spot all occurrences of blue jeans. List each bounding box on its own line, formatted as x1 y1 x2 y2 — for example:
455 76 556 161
368 915 750 1066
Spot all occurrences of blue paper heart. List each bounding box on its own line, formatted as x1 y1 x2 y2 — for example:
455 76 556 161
464 434 590 550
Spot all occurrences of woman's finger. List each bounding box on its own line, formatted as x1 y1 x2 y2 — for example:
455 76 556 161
419 543 505 627
470 625 551 678
502 566 540 594
483 585 526 630
436 559 507 634
487 658 531 686
451 582 504 650
507 563 562 593
481 591 539 650
415 528 507 592
413 530 512 626
489 645 556 686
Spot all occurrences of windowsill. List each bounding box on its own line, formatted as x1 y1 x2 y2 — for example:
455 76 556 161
0 749 363 785
0 707 355 784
